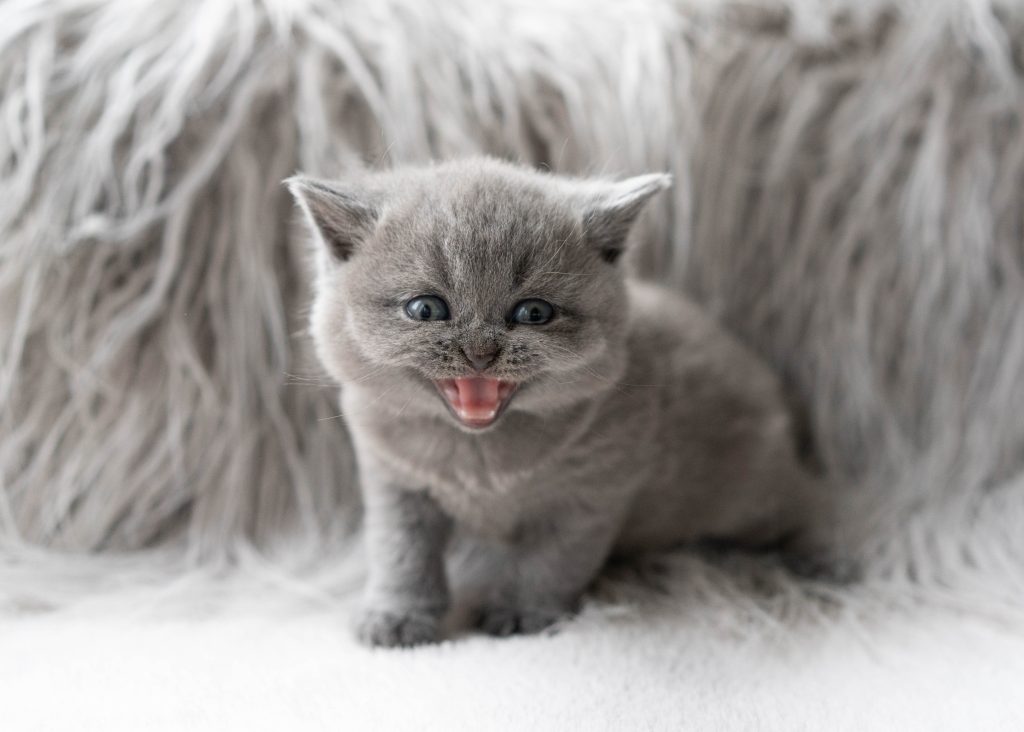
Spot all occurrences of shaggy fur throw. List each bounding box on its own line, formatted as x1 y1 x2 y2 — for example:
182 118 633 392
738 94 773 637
0 0 1022 618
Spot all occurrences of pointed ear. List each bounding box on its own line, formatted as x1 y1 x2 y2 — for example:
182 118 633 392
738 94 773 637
582 173 672 264
285 176 379 262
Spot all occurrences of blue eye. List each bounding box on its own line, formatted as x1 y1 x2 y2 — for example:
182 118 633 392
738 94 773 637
511 299 555 325
404 295 450 321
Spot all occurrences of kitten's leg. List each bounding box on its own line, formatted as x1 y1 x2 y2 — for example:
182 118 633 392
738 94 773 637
355 473 452 648
473 512 622 637
776 475 861 584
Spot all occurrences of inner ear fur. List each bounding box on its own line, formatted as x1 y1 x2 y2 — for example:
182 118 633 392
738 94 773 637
286 176 379 262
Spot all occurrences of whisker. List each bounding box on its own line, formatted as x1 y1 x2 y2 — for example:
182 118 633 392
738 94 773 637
317 412 347 422
282 370 332 383
316 381 402 421
536 222 580 272
543 342 657 390
534 271 597 278
349 365 388 384
390 396 415 421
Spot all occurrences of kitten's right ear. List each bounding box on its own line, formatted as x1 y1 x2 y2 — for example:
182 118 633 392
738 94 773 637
285 176 379 262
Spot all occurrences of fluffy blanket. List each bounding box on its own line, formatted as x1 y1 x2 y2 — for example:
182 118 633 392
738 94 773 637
1 0 1022 727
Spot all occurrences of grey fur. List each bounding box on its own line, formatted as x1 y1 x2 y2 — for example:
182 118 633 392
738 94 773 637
2 0 1023 633
289 159 836 646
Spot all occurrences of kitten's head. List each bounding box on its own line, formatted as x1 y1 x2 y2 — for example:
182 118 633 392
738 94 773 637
287 158 669 431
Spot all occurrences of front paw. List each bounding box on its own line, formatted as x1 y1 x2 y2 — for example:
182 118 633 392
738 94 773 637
475 604 569 637
354 606 442 648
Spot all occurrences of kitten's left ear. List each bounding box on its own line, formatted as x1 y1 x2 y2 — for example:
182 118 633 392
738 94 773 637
285 176 379 263
582 173 672 264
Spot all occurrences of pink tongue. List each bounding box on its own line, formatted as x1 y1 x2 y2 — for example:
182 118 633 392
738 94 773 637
452 377 501 420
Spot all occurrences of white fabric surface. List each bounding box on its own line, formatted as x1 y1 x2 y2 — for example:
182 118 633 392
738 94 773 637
2 550 1022 731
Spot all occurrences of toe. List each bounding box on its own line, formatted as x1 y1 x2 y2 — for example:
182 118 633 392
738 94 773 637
475 605 566 637
355 608 441 648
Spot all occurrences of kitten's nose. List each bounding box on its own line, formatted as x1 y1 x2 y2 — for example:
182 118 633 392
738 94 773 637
462 344 499 371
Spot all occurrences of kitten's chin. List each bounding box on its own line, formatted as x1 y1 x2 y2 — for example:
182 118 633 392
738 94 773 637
433 377 518 430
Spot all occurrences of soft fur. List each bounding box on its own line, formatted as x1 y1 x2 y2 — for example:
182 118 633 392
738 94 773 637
0 0 1022 642
289 159 839 645
2 0 1024 725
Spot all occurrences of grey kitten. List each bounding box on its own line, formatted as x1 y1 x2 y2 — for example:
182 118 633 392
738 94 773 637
287 158 842 648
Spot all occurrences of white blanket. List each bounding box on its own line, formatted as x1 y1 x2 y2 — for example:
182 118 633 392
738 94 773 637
3 550 1022 730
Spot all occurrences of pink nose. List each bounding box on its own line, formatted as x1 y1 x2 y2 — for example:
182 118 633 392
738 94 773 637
463 345 498 371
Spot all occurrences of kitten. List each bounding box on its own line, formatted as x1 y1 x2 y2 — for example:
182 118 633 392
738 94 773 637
287 158 842 647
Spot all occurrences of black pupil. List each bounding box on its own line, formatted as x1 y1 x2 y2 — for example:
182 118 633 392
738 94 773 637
419 302 432 319
516 301 550 323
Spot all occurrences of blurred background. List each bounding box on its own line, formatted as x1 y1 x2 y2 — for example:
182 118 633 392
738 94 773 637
0 0 1022 728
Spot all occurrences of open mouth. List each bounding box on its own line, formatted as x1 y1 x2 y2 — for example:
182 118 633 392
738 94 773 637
434 377 518 429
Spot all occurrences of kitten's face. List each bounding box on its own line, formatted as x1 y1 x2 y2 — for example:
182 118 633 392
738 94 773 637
291 159 668 431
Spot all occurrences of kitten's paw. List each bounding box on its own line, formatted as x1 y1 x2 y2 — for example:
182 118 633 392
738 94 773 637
354 607 441 648
475 604 567 637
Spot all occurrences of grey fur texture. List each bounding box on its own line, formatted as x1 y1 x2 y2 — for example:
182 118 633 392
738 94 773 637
0 0 1022 628
289 159 837 645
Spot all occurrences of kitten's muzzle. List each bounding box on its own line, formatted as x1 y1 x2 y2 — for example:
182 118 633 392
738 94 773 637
462 344 499 371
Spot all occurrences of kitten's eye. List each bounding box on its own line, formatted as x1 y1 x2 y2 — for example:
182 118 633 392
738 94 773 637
511 299 555 325
404 295 450 321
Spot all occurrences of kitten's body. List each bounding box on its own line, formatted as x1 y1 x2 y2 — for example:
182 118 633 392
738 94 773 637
289 158 838 646
347 282 810 549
